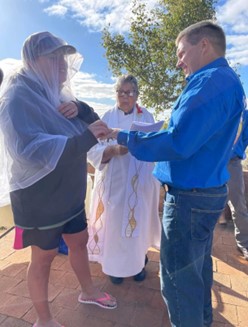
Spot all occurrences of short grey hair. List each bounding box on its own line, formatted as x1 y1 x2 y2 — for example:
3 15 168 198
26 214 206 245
115 74 139 94
176 20 226 56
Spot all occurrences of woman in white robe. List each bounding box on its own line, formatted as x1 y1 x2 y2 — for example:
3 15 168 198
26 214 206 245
87 74 161 284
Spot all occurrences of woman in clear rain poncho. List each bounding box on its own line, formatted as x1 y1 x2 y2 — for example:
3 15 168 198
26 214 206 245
0 31 116 327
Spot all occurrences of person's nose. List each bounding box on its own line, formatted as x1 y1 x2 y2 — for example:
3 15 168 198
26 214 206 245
59 57 68 68
176 59 182 69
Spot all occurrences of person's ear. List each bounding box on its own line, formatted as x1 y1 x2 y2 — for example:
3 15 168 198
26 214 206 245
201 38 210 55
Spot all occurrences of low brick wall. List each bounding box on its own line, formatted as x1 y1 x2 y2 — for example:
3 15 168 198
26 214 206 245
0 205 14 228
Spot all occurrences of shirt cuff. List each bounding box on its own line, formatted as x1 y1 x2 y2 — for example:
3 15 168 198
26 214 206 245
117 130 129 146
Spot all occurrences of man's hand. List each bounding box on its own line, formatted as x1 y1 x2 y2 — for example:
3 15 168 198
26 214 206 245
58 101 78 119
88 120 112 139
105 128 121 140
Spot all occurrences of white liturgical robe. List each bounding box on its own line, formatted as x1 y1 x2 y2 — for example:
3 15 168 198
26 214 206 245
87 104 161 277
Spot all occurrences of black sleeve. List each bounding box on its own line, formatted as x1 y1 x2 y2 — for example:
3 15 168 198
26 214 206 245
73 100 100 124
57 129 98 166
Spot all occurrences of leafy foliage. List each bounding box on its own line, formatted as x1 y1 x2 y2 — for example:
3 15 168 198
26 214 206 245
102 0 216 115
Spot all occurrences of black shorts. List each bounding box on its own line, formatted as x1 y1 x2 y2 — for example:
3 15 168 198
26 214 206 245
13 211 87 250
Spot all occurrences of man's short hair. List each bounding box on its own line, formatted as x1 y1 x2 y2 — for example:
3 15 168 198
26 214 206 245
0 68 3 86
176 20 226 56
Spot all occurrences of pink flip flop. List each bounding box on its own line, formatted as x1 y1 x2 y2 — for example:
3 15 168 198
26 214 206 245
78 292 117 309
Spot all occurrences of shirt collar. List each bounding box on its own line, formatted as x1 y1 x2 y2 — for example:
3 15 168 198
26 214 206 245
186 57 228 82
118 103 143 115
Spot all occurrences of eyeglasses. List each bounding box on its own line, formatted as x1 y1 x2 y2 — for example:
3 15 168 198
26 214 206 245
116 90 136 97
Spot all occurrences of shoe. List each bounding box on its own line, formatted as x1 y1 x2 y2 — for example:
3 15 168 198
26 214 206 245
133 268 146 282
109 276 124 284
237 246 248 260
78 291 117 309
133 255 148 282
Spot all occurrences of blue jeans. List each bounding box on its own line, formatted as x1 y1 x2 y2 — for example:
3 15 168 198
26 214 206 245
160 185 227 327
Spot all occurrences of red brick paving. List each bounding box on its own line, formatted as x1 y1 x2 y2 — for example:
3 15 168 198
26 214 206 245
0 223 247 327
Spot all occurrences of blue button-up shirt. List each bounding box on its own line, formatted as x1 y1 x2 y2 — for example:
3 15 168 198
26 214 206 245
231 110 248 160
117 58 246 189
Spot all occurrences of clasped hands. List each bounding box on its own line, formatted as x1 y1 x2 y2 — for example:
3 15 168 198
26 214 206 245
88 121 127 159
88 120 121 141
57 102 121 140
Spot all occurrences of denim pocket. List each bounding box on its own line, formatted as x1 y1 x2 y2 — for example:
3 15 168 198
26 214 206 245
191 208 223 241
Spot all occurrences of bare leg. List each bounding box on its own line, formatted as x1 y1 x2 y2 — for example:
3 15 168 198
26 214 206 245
63 230 116 306
27 246 62 326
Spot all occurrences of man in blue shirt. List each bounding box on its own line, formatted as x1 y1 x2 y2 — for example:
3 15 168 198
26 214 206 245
222 110 248 260
109 21 246 327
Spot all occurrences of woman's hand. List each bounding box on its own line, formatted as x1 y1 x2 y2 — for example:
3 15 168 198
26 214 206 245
58 101 78 119
88 120 112 139
102 144 128 164
117 145 129 155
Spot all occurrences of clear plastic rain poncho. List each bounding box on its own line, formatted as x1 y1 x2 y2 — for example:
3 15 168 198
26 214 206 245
0 31 86 200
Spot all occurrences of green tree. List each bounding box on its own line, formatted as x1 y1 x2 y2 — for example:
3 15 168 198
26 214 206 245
102 0 216 114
